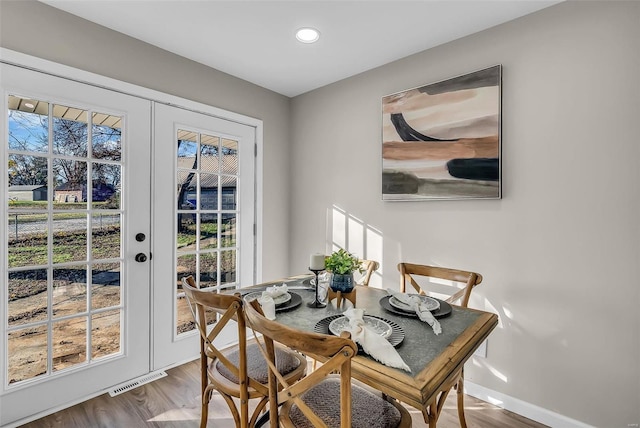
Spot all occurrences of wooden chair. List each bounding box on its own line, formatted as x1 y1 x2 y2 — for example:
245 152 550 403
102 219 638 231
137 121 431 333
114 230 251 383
244 299 412 428
182 277 307 428
397 262 483 428
356 259 380 286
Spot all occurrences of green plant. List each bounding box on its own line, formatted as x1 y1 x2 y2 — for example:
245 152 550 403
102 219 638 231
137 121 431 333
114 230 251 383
324 249 362 275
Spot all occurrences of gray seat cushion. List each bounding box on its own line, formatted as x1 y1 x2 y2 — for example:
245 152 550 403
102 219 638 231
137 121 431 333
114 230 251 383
215 342 302 384
288 377 402 428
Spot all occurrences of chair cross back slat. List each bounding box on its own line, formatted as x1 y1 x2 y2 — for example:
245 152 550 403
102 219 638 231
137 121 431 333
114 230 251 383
397 262 483 427
245 299 359 428
399 262 482 308
357 259 380 286
245 299 410 428
192 295 245 379
182 276 307 428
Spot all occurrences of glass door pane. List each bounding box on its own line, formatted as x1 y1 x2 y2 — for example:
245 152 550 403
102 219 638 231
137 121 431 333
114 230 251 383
6 96 127 382
175 131 242 334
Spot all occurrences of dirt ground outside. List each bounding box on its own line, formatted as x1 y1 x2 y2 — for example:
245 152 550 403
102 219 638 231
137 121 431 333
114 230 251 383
8 285 199 384
7 280 124 384
6 219 232 385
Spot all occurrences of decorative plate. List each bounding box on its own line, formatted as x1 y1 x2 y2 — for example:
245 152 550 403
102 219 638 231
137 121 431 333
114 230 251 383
379 296 452 319
389 294 440 312
244 291 292 306
314 315 404 348
328 315 393 339
274 292 302 312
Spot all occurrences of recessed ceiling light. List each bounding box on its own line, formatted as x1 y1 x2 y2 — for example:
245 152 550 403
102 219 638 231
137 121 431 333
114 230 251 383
295 27 320 44
24 102 35 109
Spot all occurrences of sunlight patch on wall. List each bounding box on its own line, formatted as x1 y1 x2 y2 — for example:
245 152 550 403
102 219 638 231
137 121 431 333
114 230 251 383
329 205 383 288
348 216 364 257
484 297 503 329
331 206 347 249
470 358 508 383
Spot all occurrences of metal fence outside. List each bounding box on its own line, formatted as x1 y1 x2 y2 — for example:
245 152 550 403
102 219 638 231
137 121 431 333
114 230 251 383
7 213 120 241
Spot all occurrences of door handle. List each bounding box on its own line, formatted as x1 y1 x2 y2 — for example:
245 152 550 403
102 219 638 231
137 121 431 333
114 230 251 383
135 253 147 263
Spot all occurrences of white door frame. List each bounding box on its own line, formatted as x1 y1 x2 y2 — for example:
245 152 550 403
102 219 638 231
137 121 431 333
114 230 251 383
0 48 264 426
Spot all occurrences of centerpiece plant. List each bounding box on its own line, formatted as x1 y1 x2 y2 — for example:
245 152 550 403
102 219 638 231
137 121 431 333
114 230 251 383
324 249 362 292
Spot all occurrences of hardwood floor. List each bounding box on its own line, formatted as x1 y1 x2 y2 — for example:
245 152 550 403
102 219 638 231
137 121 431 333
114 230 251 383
21 359 548 427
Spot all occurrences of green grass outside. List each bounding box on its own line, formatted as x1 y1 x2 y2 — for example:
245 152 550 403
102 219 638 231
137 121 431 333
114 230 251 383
177 221 235 247
8 203 236 267
8 226 121 268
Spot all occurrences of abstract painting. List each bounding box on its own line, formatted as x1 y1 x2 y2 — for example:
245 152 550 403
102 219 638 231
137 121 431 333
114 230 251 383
382 65 501 200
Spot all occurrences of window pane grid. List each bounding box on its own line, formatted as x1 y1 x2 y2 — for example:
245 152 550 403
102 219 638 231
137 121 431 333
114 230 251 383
175 129 239 335
6 95 124 386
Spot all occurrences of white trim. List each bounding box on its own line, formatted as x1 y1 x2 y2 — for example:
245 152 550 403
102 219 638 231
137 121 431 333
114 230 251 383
0 75 7 403
0 48 261 129
254 125 263 283
464 381 594 428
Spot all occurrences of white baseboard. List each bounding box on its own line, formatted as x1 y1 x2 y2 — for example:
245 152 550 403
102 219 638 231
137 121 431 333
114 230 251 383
464 381 594 428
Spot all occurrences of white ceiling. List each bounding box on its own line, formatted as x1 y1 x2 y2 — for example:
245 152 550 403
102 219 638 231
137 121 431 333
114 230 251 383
40 0 560 97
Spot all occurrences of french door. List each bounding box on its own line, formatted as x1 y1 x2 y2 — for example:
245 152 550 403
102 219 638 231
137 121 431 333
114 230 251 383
1 58 258 425
0 64 151 426
152 104 256 369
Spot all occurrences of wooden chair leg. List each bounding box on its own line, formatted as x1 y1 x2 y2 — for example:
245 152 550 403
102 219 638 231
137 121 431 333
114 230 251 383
423 406 438 428
240 397 249 428
200 345 209 428
220 393 241 427
200 403 208 428
423 388 453 428
456 375 468 428
249 397 269 427
200 385 214 428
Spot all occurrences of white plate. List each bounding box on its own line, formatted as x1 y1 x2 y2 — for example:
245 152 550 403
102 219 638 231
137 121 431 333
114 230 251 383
389 294 440 312
328 316 393 339
244 291 292 306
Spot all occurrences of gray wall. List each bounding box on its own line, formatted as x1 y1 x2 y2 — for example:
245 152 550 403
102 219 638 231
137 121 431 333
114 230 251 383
290 2 639 426
0 0 292 280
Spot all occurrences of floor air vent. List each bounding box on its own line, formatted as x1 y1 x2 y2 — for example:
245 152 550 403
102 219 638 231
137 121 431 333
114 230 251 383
108 371 168 397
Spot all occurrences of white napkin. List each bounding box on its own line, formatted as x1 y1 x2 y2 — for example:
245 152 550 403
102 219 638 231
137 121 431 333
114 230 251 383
343 308 411 372
263 283 288 299
386 288 442 335
257 283 289 320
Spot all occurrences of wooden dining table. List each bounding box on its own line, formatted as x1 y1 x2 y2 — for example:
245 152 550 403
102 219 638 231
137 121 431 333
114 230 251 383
238 275 498 426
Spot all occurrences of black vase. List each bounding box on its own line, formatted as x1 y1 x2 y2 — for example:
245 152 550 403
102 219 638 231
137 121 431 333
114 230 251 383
330 273 354 293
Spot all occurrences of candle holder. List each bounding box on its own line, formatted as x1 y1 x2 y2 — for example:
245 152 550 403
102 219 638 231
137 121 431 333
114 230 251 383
307 267 327 308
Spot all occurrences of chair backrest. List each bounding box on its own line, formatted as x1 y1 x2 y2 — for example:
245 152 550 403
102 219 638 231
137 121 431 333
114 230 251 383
181 276 268 397
398 263 483 308
356 259 380 286
244 299 358 428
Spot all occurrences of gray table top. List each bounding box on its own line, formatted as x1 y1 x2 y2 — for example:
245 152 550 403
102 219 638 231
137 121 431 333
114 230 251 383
242 277 484 375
